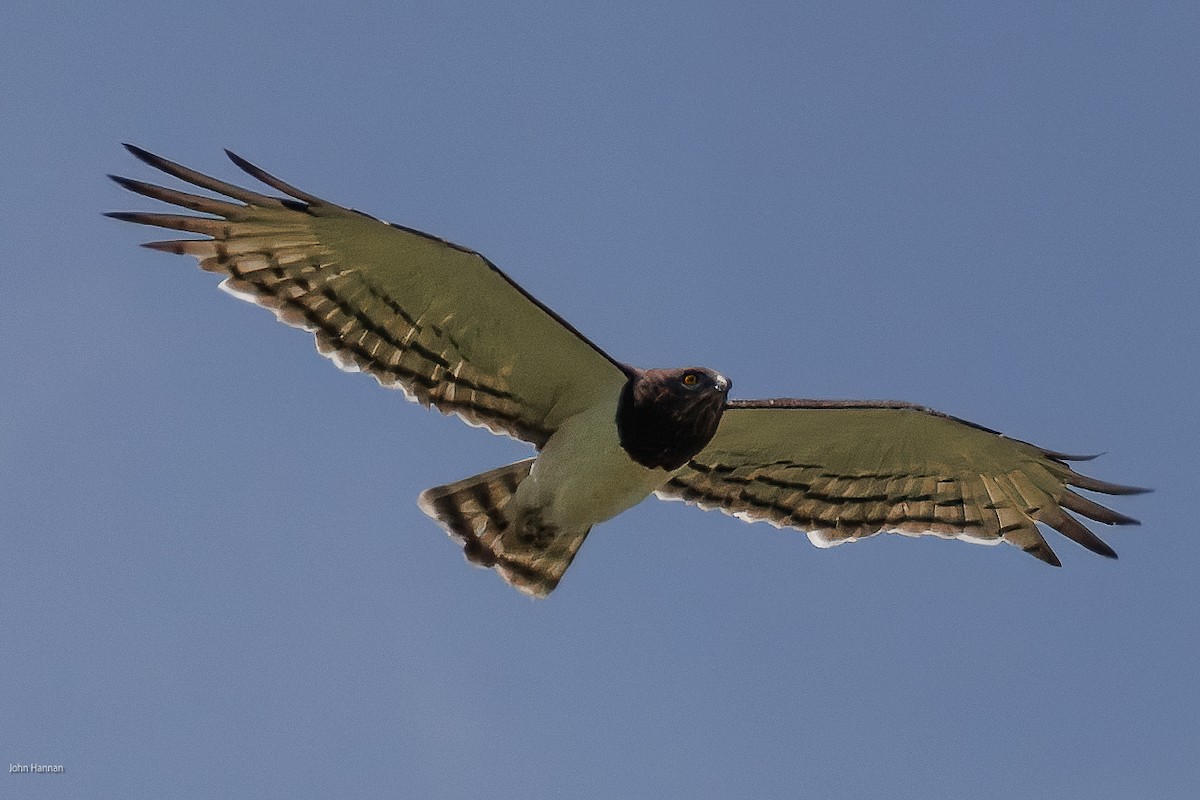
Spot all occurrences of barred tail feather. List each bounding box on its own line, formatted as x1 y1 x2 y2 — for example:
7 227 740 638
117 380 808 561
417 459 590 598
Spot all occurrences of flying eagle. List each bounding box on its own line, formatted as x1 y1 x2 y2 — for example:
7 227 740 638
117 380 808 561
108 146 1146 597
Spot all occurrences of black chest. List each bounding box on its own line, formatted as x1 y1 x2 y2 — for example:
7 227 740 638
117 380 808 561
615 377 725 470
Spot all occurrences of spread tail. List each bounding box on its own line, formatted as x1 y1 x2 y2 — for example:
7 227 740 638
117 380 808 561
417 459 591 598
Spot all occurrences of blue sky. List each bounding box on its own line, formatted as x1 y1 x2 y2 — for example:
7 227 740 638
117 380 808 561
2 2 1197 797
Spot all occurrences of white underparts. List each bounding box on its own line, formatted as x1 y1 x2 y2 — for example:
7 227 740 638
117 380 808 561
513 400 672 533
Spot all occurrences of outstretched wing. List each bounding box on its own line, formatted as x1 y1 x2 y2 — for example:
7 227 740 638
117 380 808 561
108 146 628 445
659 399 1146 565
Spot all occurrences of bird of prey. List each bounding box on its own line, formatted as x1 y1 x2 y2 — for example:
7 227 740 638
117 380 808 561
108 146 1146 597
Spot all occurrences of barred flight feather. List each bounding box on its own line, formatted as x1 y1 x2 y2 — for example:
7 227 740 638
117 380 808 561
657 401 1146 566
108 144 629 447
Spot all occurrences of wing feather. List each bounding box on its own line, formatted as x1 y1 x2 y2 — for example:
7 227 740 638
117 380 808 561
658 400 1146 564
109 146 628 445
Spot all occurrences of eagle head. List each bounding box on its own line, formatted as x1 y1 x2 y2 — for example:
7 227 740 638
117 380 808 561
616 366 731 470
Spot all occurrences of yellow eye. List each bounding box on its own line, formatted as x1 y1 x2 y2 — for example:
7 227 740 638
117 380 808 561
682 373 699 386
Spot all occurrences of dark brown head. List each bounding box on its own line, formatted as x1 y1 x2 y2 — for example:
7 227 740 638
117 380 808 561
616 366 731 470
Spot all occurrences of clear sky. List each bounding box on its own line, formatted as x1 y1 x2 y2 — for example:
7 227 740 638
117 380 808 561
2 2 1197 798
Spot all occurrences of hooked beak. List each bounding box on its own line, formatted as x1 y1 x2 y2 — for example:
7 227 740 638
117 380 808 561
715 374 731 394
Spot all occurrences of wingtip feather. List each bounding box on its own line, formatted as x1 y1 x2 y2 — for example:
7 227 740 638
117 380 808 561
1068 473 1153 496
139 240 196 254
1025 541 1063 567
1045 511 1120 560
122 142 164 167
117 143 282 207
224 148 323 204
1042 449 1103 462
224 149 254 171
1059 490 1142 526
